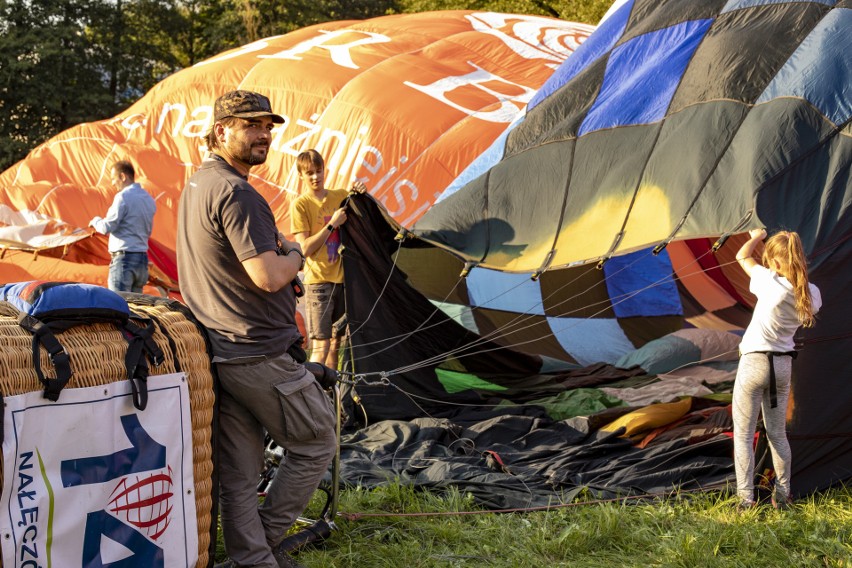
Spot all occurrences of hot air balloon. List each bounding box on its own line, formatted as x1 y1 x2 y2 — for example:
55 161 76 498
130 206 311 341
335 0 851 505
0 11 595 294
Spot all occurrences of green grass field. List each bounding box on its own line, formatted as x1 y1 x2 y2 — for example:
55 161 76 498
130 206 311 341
215 483 852 567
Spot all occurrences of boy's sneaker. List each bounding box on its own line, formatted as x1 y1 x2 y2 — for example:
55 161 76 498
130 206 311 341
736 500 757 512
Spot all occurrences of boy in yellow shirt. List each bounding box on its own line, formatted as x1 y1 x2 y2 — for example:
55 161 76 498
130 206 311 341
290 149 366 367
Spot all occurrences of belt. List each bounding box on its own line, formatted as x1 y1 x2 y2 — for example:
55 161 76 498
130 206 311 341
214 344 302 366
110 251 147 257
748 351 797 408
287 342 307 364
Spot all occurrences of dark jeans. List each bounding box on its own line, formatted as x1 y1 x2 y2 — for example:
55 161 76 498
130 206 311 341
108 251 149 292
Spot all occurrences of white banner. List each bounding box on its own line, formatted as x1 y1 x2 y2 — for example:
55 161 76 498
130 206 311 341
0 373 199 568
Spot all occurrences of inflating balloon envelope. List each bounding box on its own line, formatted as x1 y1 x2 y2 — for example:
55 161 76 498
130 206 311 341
0 11 594 292
340 0 851 504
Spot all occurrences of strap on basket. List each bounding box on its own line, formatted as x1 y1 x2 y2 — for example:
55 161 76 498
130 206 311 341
18 313 73 402
121 318 165 411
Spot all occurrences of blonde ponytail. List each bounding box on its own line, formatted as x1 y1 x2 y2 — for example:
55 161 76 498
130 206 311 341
762 231 816 327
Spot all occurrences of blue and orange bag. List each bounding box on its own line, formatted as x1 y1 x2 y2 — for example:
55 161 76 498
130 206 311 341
0 281 164 409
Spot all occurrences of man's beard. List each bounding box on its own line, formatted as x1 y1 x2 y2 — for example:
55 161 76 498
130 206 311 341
230 140 268 165
246 143 269 165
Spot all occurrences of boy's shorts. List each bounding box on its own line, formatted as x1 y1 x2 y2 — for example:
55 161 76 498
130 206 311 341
305 282 345 340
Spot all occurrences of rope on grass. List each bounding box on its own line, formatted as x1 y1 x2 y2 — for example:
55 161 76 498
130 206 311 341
335 483 731 521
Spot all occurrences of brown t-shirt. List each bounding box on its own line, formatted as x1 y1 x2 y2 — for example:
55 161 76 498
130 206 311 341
177 154 301 359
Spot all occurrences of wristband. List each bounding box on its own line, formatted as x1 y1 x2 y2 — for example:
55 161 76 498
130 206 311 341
327 224 334 232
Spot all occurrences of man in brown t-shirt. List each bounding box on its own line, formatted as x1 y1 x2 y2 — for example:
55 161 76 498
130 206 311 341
177 90 335 568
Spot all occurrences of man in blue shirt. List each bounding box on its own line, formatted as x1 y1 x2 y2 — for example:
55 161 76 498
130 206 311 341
89 160 157 292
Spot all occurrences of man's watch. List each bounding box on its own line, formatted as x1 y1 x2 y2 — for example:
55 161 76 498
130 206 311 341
326 224 334 232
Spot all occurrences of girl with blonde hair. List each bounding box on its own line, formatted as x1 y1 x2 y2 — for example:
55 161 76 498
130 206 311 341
733 228 821 510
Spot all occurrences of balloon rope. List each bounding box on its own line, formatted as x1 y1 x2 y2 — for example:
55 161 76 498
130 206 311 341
345 236 405 338
390 262 711 375
387 247 723 376
347 277 467 358
348 240 662 365
346 242 582 356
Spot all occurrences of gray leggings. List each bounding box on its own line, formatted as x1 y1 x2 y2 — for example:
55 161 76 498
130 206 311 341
732 352 793 504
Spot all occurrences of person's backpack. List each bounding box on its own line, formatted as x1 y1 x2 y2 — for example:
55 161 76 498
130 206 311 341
0 281 165 410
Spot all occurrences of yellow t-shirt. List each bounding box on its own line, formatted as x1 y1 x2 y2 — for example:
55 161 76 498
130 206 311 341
290 189 348 284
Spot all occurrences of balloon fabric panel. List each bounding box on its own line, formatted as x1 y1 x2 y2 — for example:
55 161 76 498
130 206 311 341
620 0 726 43
671 2 830 110
755 7 852 125
528 1 631 110
578 18 714 135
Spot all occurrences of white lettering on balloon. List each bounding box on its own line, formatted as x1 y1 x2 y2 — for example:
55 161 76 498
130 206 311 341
403 62 537 124
258 29 391 69
466 12 593 69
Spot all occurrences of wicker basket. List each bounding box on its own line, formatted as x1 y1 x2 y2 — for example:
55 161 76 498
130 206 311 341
0 296 215 568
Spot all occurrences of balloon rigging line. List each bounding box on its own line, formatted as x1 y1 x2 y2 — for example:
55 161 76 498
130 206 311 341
388 259 717 376
346 250 598 356
346 263 605 362
343 348 742 414
340 258 744 415
346 276 468 358
345 235 405 338
345 242 574 353
432 254 738 373
347 239 659 359
387 246 725 374
345 244 721 376
344 252 475 350
346 352 739 420
386 246 726 377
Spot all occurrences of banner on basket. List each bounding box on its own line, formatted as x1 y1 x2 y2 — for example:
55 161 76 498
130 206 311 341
0 373 198 568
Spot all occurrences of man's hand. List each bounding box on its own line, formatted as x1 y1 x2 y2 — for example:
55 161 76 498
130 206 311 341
277 231 302 254
351 181 367 194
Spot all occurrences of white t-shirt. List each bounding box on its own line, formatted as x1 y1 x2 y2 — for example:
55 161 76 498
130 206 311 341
739 265 822 354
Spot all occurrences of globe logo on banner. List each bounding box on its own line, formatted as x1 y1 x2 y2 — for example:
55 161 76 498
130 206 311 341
108 467 174 542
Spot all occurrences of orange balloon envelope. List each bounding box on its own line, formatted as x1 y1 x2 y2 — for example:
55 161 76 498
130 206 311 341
0 11 594 290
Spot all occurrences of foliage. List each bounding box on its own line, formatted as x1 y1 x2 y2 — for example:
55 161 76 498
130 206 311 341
0 0 113 169
0 0 607 171
394 0 612 23
216 484 852 566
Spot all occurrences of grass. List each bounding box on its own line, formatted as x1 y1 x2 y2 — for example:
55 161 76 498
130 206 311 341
214 483 852 567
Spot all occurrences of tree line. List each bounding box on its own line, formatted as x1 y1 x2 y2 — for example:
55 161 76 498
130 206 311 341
0 0 607 172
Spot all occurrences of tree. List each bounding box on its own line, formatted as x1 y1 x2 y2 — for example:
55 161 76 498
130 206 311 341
395 0 609 24
0 0 115 170
0 0 606 171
